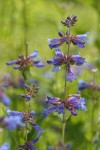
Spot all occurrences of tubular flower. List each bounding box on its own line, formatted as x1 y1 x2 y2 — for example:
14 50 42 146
3 108 44 138
65 93 87 116
48 31 69 49
42 96 65 118
71 33 89 48
66 64 77 82
47 49 86 82
42 93 86 118
6 50 44 70
48 30 88 49
78 80 88 90
0 90 11 106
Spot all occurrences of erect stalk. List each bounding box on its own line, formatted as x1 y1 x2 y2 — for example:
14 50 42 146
62 28 71 144
26 42 28 57
91 71 96 133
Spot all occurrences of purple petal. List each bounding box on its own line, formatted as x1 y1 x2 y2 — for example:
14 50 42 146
14 65 20 69
1 94 11 106
42 106 57 118
55 104 65 114
29 50 38 58
6 60 18 65
33 61 44 68
31 122 44 137
52 66 60 72
77 33 88 40
6 108 24 118
55 49 63 56
66 65 77 82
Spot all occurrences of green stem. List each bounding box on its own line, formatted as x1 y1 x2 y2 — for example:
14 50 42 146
62 28 71 144
62 113 66 144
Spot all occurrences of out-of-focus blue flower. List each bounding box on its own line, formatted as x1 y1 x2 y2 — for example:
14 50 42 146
6 108 44 137
78 80 88 90
3 116 25 130
65 93 87 116
6 50 44 70
19 137 39 150
0 90 11 106
0 143 10 150
42 96 65 118
47 49 85 82
6 108 24 118
71 33 89 48
47 142 72 150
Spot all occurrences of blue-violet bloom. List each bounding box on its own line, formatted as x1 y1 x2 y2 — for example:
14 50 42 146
0 143 10 150
47 49 85 82
0 90 11 106
71 33 89 48
65 94 87 116
6 50 44 69
78 80 88 90
42 93 86 117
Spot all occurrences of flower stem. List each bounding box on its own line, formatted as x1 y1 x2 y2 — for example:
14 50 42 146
62 113 66 144
62 28 71 144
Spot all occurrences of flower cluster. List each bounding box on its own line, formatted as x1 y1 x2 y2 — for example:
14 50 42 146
61 15 78 27
0 108 44 138
42 93 86 117
6 50 44 70
48 32 88 49
47 49 86 82
20 84 39 101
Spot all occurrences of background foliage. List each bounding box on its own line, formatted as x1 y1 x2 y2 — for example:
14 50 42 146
0 0 100 150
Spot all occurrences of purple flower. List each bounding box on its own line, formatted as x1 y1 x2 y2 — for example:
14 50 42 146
19 138 39 150
0 90 11 106
65 93 86 116
42 93 86 118
2 116 25 130
78 80 88 90
66 64 77 82
71 54 86 66
0 143 10 150
47 50 85 82
71 33 89 48
29 120 44 137
6 108 24 118
48 31 69 49
42 96 65 118
6 50 44 70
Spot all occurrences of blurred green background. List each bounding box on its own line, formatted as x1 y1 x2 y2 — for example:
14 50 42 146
0 0 100 150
